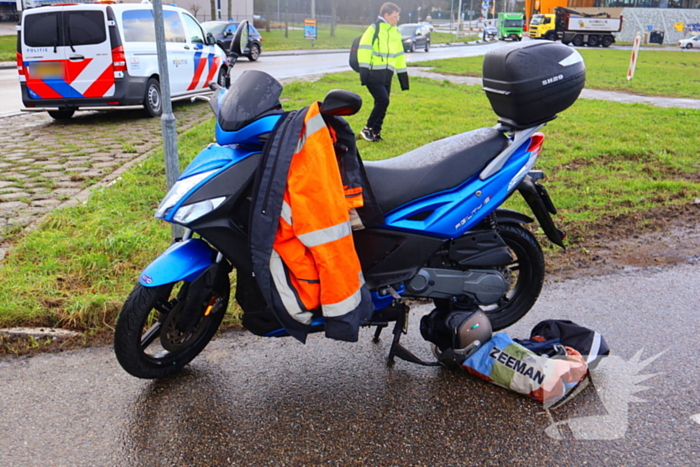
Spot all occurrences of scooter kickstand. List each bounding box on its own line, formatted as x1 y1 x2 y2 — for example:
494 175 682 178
373 325 385 343
386 312 405 365
386 307 440 367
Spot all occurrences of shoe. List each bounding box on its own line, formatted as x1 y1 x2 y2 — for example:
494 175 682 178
373 133 382 141
360 127 376 142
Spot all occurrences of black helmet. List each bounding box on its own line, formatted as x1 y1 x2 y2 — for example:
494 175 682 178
421 308 493 364
450 310 492 360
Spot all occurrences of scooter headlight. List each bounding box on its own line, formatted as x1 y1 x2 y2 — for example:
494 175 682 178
172 197 226 224
155 169 218 219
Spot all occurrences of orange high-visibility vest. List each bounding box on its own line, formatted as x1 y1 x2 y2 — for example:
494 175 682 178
268 102 371 340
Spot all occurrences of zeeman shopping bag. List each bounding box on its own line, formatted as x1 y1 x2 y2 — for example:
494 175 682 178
461 333 588 404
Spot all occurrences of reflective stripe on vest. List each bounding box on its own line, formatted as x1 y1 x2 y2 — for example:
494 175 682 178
297 221 352 248
270 250 313 325
281 200 292 225
323 288 361 317
295 111 327 153
322 272 366 318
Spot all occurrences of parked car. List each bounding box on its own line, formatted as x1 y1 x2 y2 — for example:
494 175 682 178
201 21 263 61
398 23 431 52
17 3 228 119
678 34 700 49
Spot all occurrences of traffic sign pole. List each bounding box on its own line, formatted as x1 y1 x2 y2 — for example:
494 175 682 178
627 32 641 81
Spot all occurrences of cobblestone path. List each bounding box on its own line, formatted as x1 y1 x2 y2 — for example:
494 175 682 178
0 102 212 260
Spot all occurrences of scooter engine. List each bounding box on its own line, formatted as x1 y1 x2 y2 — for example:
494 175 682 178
405 268 508 305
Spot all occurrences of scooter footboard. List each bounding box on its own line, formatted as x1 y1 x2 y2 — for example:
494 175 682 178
139 238 217 287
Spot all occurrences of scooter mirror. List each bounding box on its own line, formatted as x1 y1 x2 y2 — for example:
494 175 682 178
230 20 250 56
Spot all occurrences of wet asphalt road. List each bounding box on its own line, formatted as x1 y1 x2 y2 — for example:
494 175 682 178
1 262 698 466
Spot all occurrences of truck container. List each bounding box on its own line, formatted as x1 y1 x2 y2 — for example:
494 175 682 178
529 7 622 47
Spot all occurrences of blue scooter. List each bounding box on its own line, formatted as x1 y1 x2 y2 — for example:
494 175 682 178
114 31 584 379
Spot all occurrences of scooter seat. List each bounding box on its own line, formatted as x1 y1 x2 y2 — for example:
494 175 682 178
363 128 509 214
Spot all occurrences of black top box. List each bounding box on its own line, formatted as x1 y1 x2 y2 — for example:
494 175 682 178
482 41 586 129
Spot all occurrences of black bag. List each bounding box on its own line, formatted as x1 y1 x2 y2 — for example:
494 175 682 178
349 35 362 72
349 21 381 73
529 319 610 369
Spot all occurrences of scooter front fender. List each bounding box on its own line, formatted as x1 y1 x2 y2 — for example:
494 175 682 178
139 238 217 287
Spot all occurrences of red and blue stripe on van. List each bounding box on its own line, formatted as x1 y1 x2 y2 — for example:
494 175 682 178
187 49 221 91
21 57 115 100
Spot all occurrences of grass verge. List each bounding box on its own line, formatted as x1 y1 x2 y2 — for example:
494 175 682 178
1 71 699 352
0 35 15 62
411 48 700 99
254 25 478 50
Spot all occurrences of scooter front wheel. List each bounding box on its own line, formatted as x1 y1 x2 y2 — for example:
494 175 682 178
114 277 230 379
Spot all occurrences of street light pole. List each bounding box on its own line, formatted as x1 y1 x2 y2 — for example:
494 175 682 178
152 0 182 239
457 0 463 36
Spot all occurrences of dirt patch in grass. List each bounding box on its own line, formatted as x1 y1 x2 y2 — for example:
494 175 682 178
2 202 699 357
545 202 700 281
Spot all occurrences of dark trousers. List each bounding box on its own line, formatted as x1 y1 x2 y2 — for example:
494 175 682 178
365 81 392 135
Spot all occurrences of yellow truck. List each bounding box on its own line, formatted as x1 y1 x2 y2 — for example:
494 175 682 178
529 7 622 47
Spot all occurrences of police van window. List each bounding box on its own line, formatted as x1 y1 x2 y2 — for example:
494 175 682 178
163 10 186 43
65 11 106 46
122 10 155 42
182 14 205 45
24 12 61 47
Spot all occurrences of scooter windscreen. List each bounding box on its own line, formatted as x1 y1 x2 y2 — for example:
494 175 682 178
218 70 284 132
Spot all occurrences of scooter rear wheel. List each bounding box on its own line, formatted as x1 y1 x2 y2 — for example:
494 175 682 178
480 223 545 331
114 277 230 379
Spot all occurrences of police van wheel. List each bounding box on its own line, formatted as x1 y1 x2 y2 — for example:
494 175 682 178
247 44 260 61
217 66 229 88
48 109 75 120
143 78 162 118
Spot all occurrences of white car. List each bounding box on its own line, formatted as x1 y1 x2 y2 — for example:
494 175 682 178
678 34 700 49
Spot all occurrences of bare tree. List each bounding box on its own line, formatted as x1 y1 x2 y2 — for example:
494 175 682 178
330 0 338 37
190 3 201 20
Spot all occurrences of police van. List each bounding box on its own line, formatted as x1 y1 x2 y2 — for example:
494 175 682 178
17 1 229 119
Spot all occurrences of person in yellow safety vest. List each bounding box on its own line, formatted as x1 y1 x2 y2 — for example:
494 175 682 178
357 2 409 143
250 101 380 343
